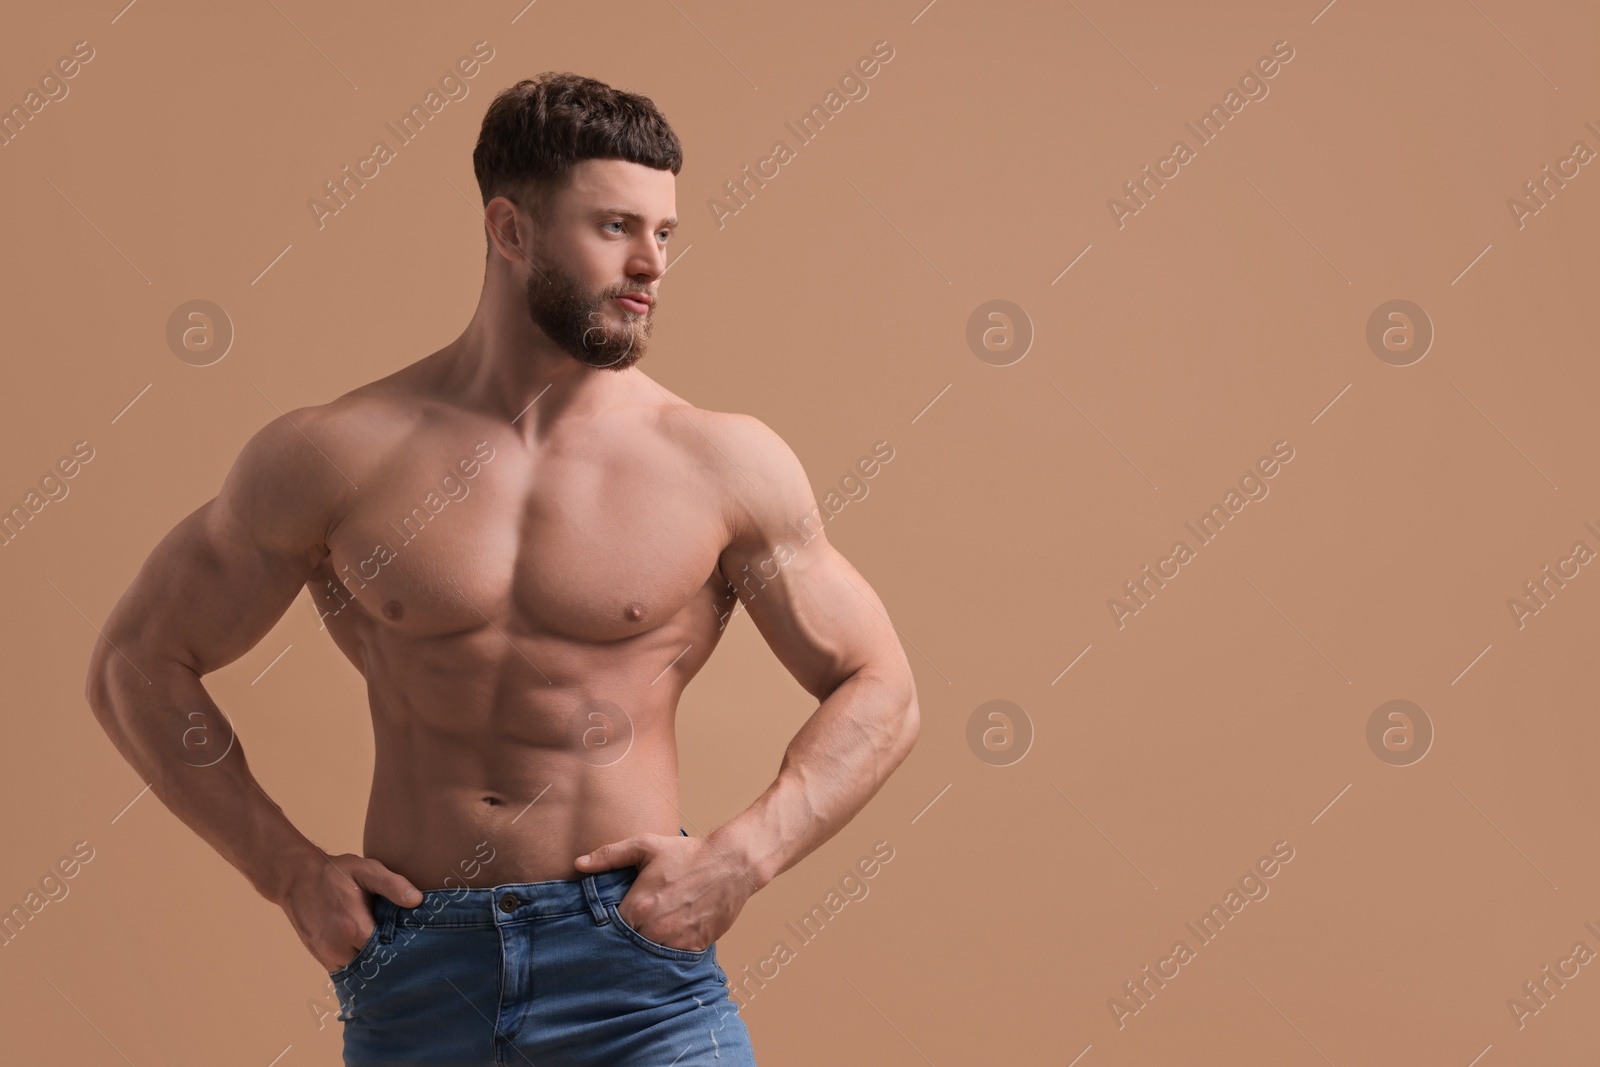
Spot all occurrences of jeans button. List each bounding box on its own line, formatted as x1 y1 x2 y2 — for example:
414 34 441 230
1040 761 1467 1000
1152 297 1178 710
499 893 520 913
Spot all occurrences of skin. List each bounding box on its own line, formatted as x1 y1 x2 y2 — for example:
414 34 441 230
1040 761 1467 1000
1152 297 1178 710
84 159 920 974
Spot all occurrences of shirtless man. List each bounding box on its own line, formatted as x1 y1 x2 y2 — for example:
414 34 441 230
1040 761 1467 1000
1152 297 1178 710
84 72 919 1066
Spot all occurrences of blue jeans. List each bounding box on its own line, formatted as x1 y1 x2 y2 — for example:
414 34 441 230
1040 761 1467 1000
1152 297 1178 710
329 831 758 1066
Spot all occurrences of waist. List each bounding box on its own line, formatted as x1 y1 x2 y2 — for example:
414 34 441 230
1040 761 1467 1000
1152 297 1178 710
370 826 687 926
361 780 686 887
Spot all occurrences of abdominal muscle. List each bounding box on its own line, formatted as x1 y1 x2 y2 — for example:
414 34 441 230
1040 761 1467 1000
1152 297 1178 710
344 621 716 890
362 741 687 890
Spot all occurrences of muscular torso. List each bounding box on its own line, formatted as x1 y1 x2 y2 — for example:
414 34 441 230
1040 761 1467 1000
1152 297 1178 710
304 364 742 889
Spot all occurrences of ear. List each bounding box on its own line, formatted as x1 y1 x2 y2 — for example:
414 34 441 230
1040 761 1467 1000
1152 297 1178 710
484 196 528 264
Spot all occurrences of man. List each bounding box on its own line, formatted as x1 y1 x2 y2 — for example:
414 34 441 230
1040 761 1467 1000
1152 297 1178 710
84 72 919 1065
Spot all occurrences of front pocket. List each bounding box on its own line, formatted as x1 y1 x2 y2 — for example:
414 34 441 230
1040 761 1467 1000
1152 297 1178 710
328 922 381 978
607 902 710 962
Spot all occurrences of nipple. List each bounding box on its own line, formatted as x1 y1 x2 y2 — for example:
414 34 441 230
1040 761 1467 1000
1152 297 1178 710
382 600 404 621
625 602 645 621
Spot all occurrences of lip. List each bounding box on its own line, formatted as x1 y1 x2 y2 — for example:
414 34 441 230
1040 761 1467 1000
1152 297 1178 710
615 293 653 313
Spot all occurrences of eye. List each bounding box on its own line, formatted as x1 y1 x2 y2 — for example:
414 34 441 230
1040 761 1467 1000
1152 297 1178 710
603 220 625 234
656 229 671 243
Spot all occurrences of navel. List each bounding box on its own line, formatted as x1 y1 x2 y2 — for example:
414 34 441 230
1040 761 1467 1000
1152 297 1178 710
482 796 503 807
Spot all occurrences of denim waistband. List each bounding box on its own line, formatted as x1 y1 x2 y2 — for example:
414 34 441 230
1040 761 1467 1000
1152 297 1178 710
369 828 688 930
368 865 637 929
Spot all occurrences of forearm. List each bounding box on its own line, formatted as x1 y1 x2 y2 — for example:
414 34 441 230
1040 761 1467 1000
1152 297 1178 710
86 645 326 904
710 666 918 891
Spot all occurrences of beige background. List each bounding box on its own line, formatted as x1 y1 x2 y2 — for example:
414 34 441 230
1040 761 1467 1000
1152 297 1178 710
2 0 1598 1063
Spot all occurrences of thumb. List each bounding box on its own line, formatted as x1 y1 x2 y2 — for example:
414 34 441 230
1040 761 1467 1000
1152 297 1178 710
576 836 647 873
355 861 424 908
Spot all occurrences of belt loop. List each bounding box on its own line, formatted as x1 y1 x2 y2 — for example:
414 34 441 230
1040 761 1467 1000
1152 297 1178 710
581 874 610 926
376 895 399 944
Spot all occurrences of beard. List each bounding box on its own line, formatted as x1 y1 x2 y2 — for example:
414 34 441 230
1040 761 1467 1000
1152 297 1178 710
521 251 654 371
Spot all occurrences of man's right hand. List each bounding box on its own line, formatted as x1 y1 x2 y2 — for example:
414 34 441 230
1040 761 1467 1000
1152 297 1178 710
280 851 425 973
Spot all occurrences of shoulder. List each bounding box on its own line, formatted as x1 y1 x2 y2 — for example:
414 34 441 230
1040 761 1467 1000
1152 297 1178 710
219 386 426 546
249 362 459 470
621 374 819 545
668 407 818 549
696 409 796 472
231 391 398 485
647 395 801 483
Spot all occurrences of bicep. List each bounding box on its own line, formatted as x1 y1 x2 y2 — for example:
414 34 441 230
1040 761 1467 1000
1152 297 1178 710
102 414 336 676
714 415 903 700
723 528 898 701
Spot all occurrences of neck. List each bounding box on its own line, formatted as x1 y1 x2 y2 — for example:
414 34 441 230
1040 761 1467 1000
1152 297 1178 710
444 274 637 441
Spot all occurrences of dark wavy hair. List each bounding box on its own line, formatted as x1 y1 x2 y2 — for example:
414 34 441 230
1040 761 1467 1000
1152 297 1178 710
472 72 682 252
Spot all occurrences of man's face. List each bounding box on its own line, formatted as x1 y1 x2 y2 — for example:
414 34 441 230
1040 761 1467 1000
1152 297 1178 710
519 159 677 371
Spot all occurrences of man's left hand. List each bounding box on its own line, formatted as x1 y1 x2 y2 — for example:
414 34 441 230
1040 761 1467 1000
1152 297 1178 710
575 832 757 952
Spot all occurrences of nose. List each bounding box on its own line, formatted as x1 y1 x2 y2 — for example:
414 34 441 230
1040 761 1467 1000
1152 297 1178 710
628 237 667 284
